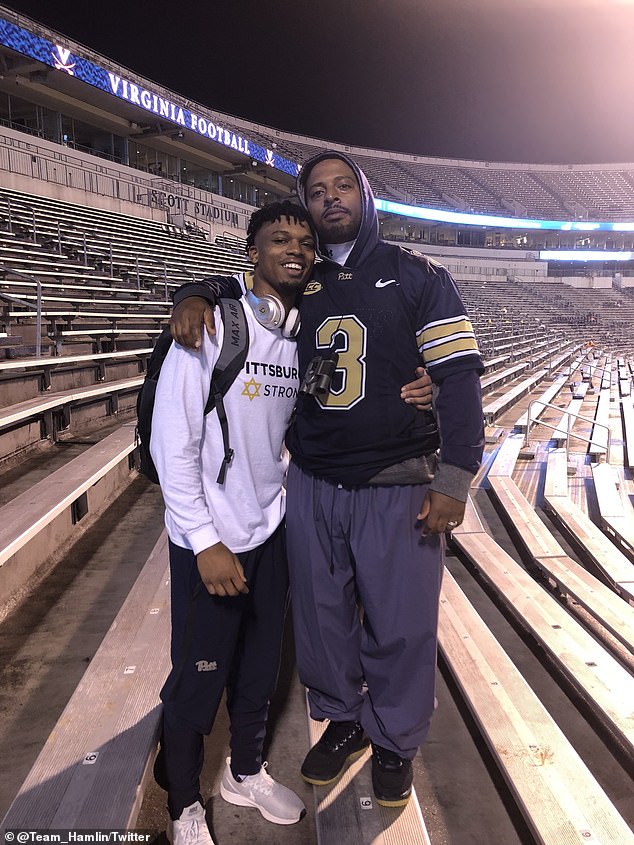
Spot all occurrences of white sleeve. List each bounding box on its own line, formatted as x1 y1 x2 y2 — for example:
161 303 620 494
149 328 221 554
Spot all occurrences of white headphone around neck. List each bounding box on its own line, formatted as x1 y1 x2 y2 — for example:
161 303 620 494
246 289 301 338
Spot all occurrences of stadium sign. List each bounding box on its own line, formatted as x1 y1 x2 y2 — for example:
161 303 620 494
108 74 252 155
146 189 243 227
0 15 300 176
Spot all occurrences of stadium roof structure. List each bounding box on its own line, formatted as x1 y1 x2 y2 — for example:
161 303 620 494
0 3 633 228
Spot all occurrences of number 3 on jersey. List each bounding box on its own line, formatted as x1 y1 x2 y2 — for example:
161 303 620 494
315 316 367 409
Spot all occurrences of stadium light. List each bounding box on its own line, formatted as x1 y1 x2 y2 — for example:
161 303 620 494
539 250 633 261
374 198 634 234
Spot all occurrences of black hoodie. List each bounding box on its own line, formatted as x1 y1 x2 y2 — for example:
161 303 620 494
285 151 484 492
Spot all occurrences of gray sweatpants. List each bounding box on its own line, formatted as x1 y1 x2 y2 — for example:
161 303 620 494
286 461 444 760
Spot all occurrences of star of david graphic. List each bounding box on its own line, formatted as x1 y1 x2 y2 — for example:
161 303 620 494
52 46 76 75
241 377 261 401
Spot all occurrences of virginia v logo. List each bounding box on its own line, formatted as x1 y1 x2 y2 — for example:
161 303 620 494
195 660 218 672
52 46 76 75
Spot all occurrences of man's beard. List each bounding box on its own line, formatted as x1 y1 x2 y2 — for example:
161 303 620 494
318 218 358 244
276 279 307 296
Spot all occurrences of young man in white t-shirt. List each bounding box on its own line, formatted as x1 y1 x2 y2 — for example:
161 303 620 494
150 201 314 845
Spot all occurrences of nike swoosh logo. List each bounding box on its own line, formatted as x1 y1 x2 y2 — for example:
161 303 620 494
375 278 398 288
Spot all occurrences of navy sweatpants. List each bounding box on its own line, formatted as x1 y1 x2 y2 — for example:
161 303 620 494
160 524 289 818
285 461 443 760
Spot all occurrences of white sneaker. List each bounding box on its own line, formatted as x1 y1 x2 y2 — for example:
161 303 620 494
171 800 215 845
220 757 306 825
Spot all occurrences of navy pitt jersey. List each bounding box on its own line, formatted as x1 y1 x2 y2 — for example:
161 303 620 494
172 151 483 488
285 242 481 485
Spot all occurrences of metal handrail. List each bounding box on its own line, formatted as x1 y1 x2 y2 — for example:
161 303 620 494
0 289 37 309
0 267 43 357
583 361 613 386
523 398 611 462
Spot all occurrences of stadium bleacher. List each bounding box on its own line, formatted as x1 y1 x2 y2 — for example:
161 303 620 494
0 4 632 844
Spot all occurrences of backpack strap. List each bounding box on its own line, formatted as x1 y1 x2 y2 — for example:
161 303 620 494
204 299 249 484
135 326 174 484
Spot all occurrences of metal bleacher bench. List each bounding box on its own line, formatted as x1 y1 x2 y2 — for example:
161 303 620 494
0 349 151 390
0 376 143 438
9 310 169 322
438 562 634 845
1 277 166 300
588 389 611 460
482 369 547 425
552 383 588 446
487 470 634 656
7 291 172 309
306 716 432 844
481 353 509 372
487 432 524 478
0 423 139 604
543 449 634 604
514 373 568 432
0 531 170 831
591 462 634 561
451 499 634 758
622 400 634 469
53 327 163 341
480 361 528 394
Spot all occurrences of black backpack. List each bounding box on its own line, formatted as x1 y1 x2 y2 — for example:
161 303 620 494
136 298 249 485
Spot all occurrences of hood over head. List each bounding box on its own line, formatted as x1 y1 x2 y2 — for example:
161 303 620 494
295 150 379 268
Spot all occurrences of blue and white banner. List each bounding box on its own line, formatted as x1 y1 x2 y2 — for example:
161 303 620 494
0 16 300 176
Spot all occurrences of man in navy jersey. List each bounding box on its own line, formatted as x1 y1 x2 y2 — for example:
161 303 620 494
170 151 484 807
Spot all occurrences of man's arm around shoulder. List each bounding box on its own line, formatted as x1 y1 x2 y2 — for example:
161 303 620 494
171 275 243 348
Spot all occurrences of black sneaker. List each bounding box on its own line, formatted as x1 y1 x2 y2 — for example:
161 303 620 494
301 720 370 785
371 743 413 807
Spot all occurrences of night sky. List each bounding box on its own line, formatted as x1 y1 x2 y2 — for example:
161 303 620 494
4 0 634 165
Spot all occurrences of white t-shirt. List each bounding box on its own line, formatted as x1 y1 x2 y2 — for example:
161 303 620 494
150 296 299 554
